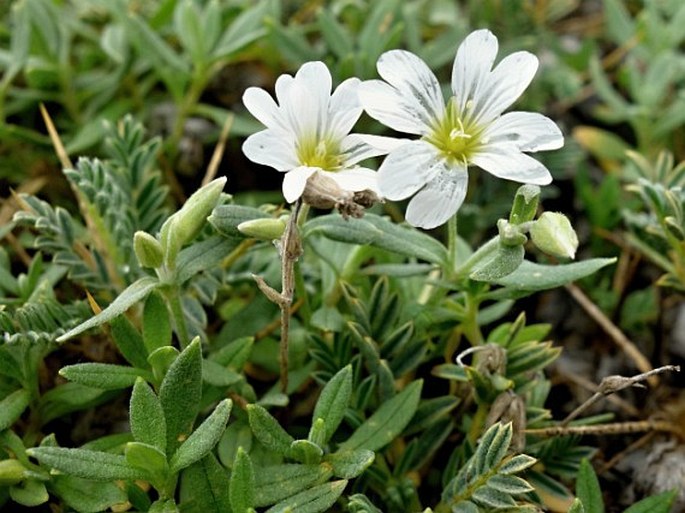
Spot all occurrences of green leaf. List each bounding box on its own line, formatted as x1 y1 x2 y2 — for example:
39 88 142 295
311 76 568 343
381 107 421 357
486 474 533 494
212 0 269 59
339 380 422 452
9 479 49 507
202 359 243 387
27 447 147 481
174 0 206 66
180 454 232 513
317 8 353 59
57 277 159 342
109 315 150 369
576 459 604 513
324 450 375 479
254 464 333 507
305 214 447 265
470 244 524 282
126 12 189 75
59 363 150 390
247 404 294 456
159 338 203 456
51 475 128 513
310 365 352 443
143 291 172 354
623 490 677 513
130 378 167 452
476 423 512 475
0 389 30 431
499 454 536 474
471 485 515 508
495 258 617 292
170 399 232 472
176 236 238 284
125 442 168 478
264 480 347 513
209 205 269 238
148 346 180 385
287 440 323 465
230 447 255 513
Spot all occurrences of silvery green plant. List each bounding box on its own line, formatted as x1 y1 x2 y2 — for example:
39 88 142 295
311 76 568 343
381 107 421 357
2 11 679 513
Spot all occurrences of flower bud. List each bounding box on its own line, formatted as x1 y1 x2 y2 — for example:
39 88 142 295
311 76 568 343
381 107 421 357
133 231 164 269
237 217 287 240
159 177 227 267
0 459 27 486
530 212 579 259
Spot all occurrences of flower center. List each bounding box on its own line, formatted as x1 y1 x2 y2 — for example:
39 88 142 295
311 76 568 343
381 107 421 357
297 137 342 170
425 98 481 165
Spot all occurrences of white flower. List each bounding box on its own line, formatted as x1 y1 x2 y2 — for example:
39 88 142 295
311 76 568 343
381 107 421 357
242 61 399 204
359 29 564 229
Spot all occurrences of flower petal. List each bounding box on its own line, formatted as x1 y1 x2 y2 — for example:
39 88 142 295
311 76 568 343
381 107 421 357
328 78 363 140
243 87 287 132
377 140 449 201
471 144 552 185
340 134 409 166
483 111 563 152
288 61 332 140
451 29 499 118
327 168 379 193
282 166 318 203
405 165 468 229
472 51 539 125
275 73 294 105
242 130 298 171
360 50 444 135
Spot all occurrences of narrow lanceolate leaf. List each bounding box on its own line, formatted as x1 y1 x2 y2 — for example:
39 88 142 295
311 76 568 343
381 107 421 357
109 314 150 369
495 258 616 292
230 447 255 513
129 378 166 451
310 365 352 443
0 389 30 430
159 338 203 456
472 485 516 508
264 480 347 513
623 490 677 513
27 447 147 481
59 363 150 390
247 404 295 456
339 380 422 452
57 276 158 341
325 449 375 479
51 475 128 513
170 399 232 472
254 464 333 507
482 423 513 473
143 291 172 354
576 459 604 513
181 454 232 513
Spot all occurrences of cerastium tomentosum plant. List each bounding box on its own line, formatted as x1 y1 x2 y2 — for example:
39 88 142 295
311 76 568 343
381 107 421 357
2 19 680 513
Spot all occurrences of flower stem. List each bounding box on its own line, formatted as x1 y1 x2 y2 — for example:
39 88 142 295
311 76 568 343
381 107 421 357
447 213 459 276
166 285 191 349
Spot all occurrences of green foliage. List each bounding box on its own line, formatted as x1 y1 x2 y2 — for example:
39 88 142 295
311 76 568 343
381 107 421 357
2 1 682 512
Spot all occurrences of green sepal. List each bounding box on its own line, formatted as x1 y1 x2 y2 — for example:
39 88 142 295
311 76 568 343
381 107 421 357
509 185 540 225
0 459 28 485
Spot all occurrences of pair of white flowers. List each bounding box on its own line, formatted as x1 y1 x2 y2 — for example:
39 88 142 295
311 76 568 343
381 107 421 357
242 29 563 230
